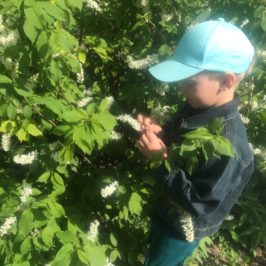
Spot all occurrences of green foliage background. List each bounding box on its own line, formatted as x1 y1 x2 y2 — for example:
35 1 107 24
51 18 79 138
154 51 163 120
0 0 265 265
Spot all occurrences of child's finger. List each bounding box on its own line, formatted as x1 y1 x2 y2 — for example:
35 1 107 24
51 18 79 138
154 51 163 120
145 130 159 142
137 114 146 124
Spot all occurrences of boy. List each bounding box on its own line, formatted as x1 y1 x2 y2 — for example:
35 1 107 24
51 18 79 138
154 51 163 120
136 18 255 266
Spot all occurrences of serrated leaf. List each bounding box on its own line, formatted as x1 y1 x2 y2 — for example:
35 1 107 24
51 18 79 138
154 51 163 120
26 123 43 137
51 243 74 266
20 237 31 255
15 128 29 142
128 192 142 215
110 233 118 247
41 218 60 246
0 74 12 84
17 209 34 241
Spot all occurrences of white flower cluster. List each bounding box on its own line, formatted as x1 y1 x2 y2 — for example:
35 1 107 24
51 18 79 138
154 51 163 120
1 133 11 151
240 114 249 124
137 254 145 264
100 181 119 198
77 96 93 108
0 15 4 31
257 49 266 59
20 186 33 203
106 96 114 107
84 0 102 12
249 143 262 156
117 114 141 131
0 31 17 47
106 257 115 266
240 19 249 28
77 63 85 84
84 89 93 96
127 54 158 70
225 214 234 221
13 151 38 165
29 73 39 84
0 216 17 237
31 228 40 237
155 83 169 96
110 131 122 141
87 219 100 242
167 198 195 242
151 105 171 124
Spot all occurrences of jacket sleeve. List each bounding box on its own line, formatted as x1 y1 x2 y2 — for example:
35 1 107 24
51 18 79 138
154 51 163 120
159 155 240 217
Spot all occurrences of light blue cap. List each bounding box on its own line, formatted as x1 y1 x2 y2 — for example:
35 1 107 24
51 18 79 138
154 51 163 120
148 19 254 82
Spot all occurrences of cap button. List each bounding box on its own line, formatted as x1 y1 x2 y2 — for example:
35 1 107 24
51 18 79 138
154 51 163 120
218 18 225 22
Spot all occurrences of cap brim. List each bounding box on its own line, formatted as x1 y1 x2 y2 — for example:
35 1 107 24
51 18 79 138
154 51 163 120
148 60 203 82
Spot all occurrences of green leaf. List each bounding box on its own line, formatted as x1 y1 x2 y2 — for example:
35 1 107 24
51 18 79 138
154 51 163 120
51 172 65 196
26 123 43 137
78 52 86 64
15 128 30 142
41 218 60 246
73 124 92 154
84 244 106 266
0 120 17 133
110 233 118 247
261 10 266 31
183 127 212 140
23 106 32 119
77 249 89 264
52 243 74 266
23 6 43 43
37 171 51 183
211 136 235 158
0 74 12 84
37 98 66 115
56 230 78 245
7 104 17 119
17 209 34 241
92 113 116 131
128 192 142 215
61 110 85 123
20 237 32 255
46 198 65 217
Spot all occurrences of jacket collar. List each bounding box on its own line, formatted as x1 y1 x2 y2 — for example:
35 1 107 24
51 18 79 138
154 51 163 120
181 94 240 129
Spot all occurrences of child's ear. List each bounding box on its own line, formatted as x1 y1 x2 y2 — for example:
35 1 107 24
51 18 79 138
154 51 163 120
221 72 237 89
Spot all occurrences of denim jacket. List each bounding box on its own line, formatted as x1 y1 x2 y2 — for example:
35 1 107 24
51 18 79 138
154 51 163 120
151 95 254 242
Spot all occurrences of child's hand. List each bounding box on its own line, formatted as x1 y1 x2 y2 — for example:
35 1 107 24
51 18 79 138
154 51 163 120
136 130 168 160
137 114 162 135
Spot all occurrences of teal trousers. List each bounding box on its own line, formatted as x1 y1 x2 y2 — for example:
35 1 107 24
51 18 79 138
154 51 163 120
144 218 200 266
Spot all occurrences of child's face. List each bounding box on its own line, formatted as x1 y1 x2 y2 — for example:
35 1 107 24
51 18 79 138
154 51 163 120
178 72 232 109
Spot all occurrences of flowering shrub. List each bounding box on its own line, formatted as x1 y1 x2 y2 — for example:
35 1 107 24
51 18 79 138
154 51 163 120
0 0 265 265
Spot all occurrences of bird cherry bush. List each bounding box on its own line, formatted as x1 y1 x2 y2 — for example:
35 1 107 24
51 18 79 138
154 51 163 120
0 0 265 265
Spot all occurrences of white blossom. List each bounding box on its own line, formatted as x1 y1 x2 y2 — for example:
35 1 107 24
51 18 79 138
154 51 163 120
31 228 40 237
240 114 249 124
137 254 145 264
161 13 173 22
84 0 102 12
0 15 4 31
1 133 11 151
0 31 17 47
257 49 266 59
13 151 38 165
29 73 39 83
117 114 141 131
106 96 114 107
77 63 85 84
100 181 119 198
77 96 93 108
225 214 234 221
151 105 171 124
20 186 33 203
141 0 149 6
155 83 169 96
127 54 159 70
16 108 23 114
110 131 122 141
253 148 262 155
0 216 17 237
106 257 115 266
87 219 100 242
240 19 249 28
